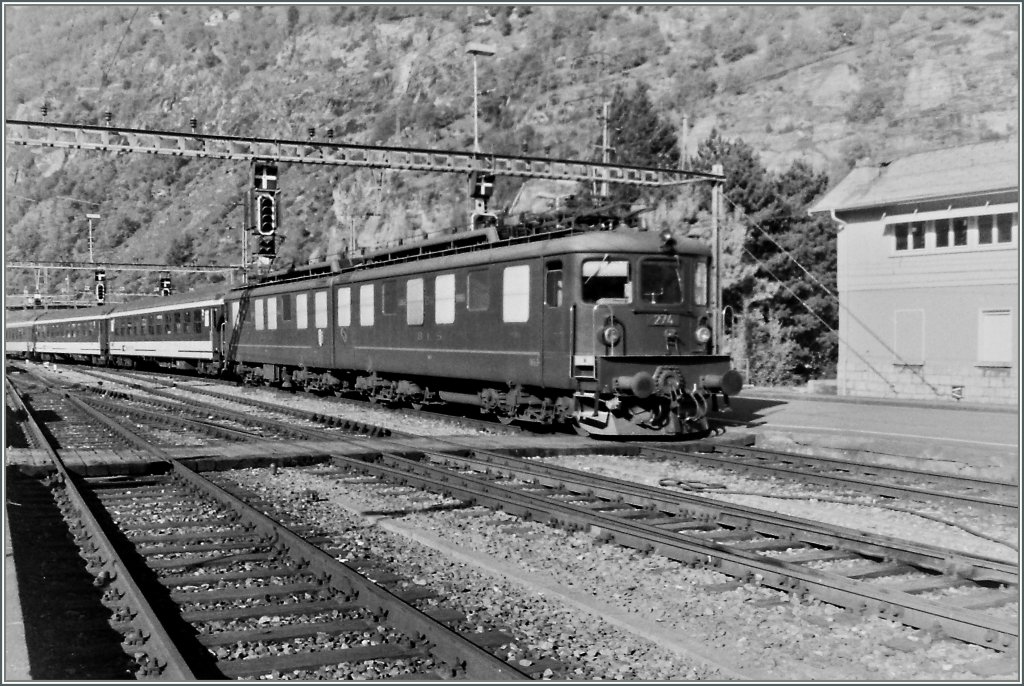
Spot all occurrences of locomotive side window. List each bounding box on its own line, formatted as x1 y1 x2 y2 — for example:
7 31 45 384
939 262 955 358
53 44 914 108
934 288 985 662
282 294 293 322
267 297 278 330
435 274 455 324
581 258 631 302
381 281 397 315
639 259 684 305
359 284 374 326
545 261 563 307
296 293 309 329
337 287 352 327
502 265 530 323
694 260 709 306
407 279 424 325
467 270 490 311
255 299 265 331
230 303 239 328
314 291 328 328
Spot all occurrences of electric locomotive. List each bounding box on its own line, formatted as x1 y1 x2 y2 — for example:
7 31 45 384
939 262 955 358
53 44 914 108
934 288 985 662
226 225 741 437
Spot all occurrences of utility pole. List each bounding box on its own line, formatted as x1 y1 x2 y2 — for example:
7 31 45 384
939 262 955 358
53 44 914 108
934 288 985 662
593 101 613 198
85 213 101 263
680 114 688 170
710 163 724 355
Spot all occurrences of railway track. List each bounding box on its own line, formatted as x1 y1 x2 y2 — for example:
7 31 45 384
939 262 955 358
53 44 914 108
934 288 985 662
11 364 1018 656
5 375 551 680
646 442 1018 515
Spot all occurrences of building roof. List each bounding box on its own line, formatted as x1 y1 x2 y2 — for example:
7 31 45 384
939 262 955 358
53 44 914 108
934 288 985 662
809 137 1019 214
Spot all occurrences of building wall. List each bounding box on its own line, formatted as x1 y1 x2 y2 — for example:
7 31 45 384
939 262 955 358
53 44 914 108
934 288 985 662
836 202 1018 405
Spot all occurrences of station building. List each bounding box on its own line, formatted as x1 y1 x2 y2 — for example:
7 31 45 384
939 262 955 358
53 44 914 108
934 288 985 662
809 138 1019 406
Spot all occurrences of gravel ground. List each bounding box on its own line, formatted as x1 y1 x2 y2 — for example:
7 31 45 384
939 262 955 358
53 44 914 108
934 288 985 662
537 454 1018 563
216 465 1018 681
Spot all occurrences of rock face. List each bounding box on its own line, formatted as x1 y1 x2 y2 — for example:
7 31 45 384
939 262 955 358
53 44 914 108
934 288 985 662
3 5 1018 296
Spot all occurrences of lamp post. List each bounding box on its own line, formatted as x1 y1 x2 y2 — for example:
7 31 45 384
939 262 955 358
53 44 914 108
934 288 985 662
465 42 496 153
85 213 101 263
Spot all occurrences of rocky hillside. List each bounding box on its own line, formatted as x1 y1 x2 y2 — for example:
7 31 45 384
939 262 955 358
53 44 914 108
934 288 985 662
4 5 1018 298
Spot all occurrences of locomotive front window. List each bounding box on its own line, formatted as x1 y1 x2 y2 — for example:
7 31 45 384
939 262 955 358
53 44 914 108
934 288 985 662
694 260 708 306
639 259 684 305
581 258 631 303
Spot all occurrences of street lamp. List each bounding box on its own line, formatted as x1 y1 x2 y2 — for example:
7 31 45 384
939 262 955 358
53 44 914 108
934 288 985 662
465 42 496 153
85 213 101 263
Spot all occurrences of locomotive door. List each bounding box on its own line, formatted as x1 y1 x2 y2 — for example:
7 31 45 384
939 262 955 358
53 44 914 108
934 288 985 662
541 260 570 385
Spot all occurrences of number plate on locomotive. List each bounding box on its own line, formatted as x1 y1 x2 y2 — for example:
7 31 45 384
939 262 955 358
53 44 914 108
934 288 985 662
649 314 678 326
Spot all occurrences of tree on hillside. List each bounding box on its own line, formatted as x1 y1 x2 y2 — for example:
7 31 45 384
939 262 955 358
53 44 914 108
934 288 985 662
692 131 838 383
603 82 680 207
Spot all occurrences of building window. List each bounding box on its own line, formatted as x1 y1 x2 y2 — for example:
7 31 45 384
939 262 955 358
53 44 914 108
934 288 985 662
435 274 455 324
893 309 924 366
337 287 351 327
910 221 925 249
978 215 993 244
934 219 948 248
952 217 968 246
894 223 909 250
296 293 308 329
407 279 424 325
359 284 374 326
503 265 530 323
996 213 1016 243
978 309 1013 365
467 270 489 311
315 291 328 329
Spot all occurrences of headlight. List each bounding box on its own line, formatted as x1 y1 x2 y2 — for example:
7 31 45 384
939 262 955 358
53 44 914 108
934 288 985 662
602 325 622 346
695 326 712 343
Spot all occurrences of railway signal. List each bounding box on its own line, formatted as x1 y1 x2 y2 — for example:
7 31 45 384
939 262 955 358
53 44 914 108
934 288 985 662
95 269 106 304
256 193 277 236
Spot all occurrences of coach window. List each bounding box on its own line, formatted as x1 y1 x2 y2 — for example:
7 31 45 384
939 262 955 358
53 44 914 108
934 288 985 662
894 223 910 250
467 270 490 311
407 278 424 325
296 293 309 329
175 312 183 333
267 297 278 330
381 280 397 315
156 314 165 335
359 284 374 326
337 287 352 327
502 265 530 323
315 291 328 329
545 261 563 307
933 219 949 248
194 309 203 333
435 274 455 324
581 258 631 302
978 215 993 244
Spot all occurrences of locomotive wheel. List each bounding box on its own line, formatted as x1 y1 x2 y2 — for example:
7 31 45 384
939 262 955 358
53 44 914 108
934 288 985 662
497 414 517 425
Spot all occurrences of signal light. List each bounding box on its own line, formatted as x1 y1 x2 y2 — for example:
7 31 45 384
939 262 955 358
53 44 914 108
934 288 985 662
257 235 276 258
41 103 48 118
96 283 106 304
256 194 276 236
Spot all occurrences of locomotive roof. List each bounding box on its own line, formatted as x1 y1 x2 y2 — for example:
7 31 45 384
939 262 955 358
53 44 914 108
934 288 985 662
234 229 711 294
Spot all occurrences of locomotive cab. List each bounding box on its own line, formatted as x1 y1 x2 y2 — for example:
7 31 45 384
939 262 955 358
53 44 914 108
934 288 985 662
566 241 742 437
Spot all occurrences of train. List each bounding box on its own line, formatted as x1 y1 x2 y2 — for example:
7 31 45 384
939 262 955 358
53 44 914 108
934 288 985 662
5 223 743 437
